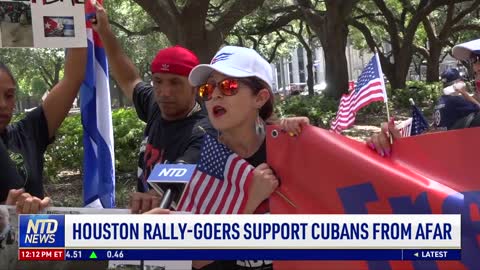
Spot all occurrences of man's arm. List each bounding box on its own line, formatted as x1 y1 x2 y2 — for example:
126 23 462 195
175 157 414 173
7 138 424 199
91 3 142 101
455 86 480 108
42 48 87 139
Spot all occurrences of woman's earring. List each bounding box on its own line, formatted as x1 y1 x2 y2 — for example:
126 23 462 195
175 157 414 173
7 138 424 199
255 114 265 136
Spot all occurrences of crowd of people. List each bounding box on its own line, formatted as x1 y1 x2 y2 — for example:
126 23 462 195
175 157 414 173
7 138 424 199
0 2 479 269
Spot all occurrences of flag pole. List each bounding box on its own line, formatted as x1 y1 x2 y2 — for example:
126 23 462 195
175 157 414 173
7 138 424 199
275 190 297 208
373 49 393 144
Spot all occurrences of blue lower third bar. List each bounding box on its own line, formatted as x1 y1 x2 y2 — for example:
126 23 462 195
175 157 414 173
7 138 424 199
64 249 460 261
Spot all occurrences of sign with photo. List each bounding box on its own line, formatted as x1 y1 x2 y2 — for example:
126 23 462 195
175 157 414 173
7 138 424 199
0 0 86 48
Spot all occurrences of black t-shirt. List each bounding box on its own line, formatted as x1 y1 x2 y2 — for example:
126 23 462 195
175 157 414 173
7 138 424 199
133 81 216 192
0 106 52 201
0 138 22 202
196 139 273 270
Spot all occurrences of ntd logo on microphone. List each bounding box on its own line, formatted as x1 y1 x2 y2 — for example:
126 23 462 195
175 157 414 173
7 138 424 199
19 215 65 248
148 164 196 183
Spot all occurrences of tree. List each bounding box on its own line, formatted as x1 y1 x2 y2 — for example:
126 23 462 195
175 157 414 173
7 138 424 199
227 0 304 92
129 0 266 63
103 0 170 107
350 0 471 90
0 48 64 109
228 0 301 63
296 0 359 99
281 22 317 96
416 0 480 82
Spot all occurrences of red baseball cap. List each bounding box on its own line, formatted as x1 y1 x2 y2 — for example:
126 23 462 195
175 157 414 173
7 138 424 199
150 45 199 77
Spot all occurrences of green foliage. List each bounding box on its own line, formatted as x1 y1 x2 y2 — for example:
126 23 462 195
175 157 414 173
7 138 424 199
105 0 169 80
390 81 442 109
276 95 338 128
43 108 146 183
274 81 442 129
112 108 146 173
227 0 299 62
44 114 83 183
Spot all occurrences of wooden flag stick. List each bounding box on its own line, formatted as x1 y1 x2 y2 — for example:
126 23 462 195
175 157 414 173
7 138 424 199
275 190 297 208
385 96 393 145
373 49 393 145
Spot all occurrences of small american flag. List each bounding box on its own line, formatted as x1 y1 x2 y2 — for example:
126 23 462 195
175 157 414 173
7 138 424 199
411 105 429 135
396 118 413 137
396 105 429 137
177 134 254 214
330 54 387 132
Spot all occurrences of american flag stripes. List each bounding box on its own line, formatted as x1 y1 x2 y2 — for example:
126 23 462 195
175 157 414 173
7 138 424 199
177 134 254 214
330 54 387 132
396 118 413 137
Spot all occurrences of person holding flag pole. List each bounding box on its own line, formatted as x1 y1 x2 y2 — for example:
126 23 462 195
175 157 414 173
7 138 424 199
1 48 87 213
330 51 393 152
368 38 480 156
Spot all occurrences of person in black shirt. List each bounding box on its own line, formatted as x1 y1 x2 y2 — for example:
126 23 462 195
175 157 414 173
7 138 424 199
91 3 216 213
0 48 87 213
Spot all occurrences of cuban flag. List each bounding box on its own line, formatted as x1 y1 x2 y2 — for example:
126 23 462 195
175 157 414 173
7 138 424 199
44 16 75 37
80 0 115 208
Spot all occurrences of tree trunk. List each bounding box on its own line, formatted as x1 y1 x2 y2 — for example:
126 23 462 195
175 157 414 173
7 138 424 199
298 0 354 99
379 46 413 90
305 46 314 96
116 83 125 108
133 0 265 64
321 22 349 99
425 42 442 82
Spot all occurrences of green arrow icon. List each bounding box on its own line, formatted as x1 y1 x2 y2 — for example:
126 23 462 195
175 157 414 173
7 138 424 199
414 252 419 257
89 251 98 259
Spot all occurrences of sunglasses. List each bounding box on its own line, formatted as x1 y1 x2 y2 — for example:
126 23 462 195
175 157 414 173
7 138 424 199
198 78 263 101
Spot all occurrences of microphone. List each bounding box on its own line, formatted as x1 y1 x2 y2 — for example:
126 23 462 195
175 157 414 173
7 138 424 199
147 162 196 210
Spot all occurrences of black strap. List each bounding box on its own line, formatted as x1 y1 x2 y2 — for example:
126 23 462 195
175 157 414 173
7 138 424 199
464 112 478 128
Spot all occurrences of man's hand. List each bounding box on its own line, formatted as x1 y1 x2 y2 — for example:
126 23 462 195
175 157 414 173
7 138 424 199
143 208 171 214
130 190 162 214
90 1 111 35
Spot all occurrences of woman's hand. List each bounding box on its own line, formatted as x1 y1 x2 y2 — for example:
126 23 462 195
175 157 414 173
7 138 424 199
280 117 310 136
244 163 279 214
366 119 401 157
6 189 52 214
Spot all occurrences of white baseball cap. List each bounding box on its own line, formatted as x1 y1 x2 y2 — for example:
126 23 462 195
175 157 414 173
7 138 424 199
452 39 480 61
188 46 273 90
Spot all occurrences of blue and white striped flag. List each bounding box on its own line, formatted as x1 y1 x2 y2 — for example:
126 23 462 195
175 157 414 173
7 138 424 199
80 4 115 208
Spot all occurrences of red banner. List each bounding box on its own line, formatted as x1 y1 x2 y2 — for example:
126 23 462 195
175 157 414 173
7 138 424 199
267 126 480 270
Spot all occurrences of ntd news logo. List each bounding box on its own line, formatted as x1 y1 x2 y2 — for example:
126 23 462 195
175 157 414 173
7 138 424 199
148 164 196 183
19 215 65 248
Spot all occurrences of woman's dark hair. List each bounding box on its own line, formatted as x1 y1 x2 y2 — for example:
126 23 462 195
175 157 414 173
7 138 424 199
242 77 276 123
0 62 16 87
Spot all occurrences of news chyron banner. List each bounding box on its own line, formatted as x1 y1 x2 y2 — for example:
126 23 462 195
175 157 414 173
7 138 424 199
267 125 480 270
16 213 460 262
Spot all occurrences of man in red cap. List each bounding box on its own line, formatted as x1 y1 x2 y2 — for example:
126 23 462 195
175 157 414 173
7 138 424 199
92 4 215 214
